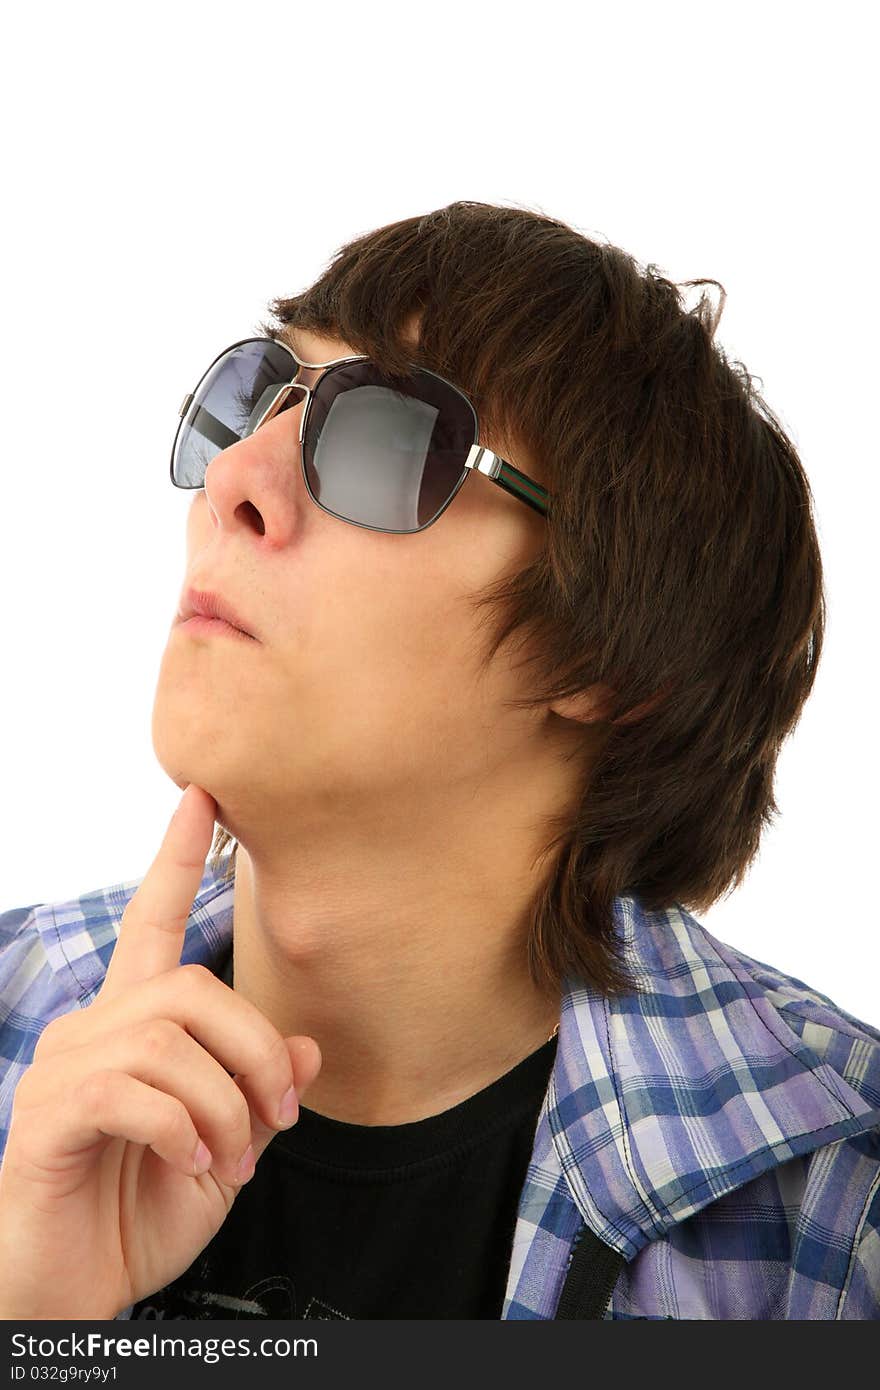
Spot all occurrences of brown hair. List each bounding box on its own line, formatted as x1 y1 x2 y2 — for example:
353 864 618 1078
206 200 825 1000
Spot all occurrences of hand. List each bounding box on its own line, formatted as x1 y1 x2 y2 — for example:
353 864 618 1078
0 784 321 1320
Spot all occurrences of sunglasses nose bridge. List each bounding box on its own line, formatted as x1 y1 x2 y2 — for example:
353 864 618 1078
248 381 312 442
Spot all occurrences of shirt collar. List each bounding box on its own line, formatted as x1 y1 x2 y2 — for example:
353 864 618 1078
549 895 880 1257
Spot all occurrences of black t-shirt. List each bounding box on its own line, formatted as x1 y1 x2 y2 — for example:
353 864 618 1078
130 948 557 1321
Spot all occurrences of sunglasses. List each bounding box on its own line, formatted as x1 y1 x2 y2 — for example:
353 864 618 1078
170 336 551 534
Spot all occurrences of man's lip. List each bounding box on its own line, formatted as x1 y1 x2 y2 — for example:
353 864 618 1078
178 614 256 643
177 586 258 638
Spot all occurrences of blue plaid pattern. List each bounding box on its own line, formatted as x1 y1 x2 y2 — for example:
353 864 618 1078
2 863 878 1319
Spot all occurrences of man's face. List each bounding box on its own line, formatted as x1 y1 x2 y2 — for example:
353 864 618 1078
151 323 551 851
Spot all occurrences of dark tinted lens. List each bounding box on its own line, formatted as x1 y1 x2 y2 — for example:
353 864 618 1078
302 362 477 532
172 339 298 487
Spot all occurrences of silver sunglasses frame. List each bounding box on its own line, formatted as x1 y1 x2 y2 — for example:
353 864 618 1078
170 335 551 534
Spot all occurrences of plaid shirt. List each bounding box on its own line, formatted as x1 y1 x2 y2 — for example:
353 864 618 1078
2 862 879 1320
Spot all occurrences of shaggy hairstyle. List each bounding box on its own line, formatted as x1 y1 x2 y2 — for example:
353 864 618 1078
206 200 825 1000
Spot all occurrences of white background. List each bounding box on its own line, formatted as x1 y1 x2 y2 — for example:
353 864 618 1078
1 1 877 1021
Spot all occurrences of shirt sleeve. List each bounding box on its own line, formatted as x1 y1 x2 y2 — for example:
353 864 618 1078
0 902 44 951
0 903 50 1169
840 1164 880 1319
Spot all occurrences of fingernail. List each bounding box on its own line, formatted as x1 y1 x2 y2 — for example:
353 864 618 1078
278 1085 298 1127
235 1144 255 1182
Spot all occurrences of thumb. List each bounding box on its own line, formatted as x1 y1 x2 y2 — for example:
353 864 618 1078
288 1035 323 1100
245 1035 323 1160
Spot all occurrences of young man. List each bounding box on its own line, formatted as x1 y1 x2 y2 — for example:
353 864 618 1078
1 202 878 1321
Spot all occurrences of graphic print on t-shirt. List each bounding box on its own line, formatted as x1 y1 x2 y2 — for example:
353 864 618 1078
132 1253 350 1319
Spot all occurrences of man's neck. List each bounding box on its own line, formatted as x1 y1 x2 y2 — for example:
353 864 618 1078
228 834 562 1128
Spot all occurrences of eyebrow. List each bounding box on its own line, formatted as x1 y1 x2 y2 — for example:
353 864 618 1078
268 323 426 372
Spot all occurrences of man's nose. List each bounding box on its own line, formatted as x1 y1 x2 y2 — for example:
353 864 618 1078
198 395 312 542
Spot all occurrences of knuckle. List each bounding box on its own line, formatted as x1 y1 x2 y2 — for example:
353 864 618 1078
32 1013 71 1060
137 1018 180 1059
9 1065 39 1115
165 963 215 1015
77 1068 118 1108
178 962 213 986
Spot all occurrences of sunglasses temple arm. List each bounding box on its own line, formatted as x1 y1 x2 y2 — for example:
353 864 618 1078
491 459 550 516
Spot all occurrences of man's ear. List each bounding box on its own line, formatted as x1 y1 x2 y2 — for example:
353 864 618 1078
550 682 672 727
550 684 617 725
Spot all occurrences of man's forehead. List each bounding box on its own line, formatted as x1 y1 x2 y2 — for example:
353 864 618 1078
281 325 356 363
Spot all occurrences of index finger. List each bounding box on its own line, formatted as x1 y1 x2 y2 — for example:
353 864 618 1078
100 783 218 1001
